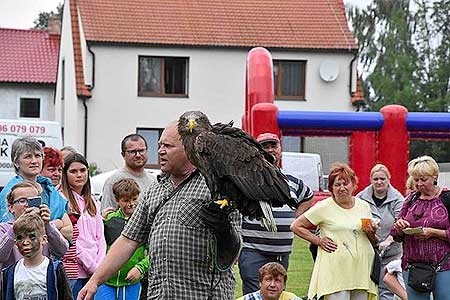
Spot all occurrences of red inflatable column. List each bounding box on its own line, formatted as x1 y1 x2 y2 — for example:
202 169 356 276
246 47 274 134
251 103 280 139
350 131 377 194
379 105 408 195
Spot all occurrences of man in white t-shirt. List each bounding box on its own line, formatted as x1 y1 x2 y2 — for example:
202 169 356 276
100 134 156 217
2 211 72 300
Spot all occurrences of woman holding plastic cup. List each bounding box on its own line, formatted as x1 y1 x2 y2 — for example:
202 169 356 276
357 164 405 300
391 156 450 300
291 163 378 300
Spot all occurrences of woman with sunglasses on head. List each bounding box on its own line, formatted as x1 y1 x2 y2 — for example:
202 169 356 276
0 136 73 241
391 156 450 300
61 153 106 299
0 181 69 269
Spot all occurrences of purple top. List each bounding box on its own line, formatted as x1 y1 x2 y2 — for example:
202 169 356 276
391 192 450 271
0 219 69 269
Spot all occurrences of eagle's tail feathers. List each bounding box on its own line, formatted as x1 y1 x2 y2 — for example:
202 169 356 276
259 200 277 232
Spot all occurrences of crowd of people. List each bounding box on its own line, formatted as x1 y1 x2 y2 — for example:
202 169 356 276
0 122 449 300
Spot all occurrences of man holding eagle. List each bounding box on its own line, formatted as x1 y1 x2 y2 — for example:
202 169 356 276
78 111 306 300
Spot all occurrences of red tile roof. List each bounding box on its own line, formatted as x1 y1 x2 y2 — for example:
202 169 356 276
78 0 358 51
0 28 59 84
70 0 91 97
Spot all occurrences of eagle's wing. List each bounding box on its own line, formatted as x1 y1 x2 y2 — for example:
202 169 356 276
193 124 291 218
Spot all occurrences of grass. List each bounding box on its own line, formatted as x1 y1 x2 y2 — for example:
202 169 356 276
234 237 314 298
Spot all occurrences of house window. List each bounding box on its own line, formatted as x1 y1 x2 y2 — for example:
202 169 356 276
20 98 40 118
138 56 188 97
136 128 163 168
273 60 306 100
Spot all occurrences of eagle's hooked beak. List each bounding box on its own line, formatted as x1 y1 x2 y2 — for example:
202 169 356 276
188 119 197 133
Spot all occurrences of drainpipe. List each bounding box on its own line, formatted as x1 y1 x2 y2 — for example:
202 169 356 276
349 52 357 97
82 44 95 157
82 98 88 156
87 43 95 90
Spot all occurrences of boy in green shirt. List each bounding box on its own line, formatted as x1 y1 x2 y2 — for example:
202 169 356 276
95 178 149 300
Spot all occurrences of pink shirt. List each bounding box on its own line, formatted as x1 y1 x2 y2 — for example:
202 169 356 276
73 191 106 278
391 193 450 271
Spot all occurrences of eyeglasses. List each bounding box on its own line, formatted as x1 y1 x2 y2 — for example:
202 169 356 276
125 148 147 156
11 196 41 206
11 197 30 206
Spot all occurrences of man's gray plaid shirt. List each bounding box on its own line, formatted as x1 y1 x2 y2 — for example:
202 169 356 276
122 171 240 299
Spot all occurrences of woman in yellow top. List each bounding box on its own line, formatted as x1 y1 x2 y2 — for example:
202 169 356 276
291 163 378 300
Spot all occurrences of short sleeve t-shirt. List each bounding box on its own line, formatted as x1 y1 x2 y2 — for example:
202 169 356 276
14 257 49 300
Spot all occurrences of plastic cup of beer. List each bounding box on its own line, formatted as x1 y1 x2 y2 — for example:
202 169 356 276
361 218 372 230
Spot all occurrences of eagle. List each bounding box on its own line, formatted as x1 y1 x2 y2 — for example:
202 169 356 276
177 111 295 231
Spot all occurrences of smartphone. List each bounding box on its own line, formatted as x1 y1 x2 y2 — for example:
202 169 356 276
27 196 42 208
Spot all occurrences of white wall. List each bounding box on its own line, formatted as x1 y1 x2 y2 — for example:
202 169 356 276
272 51 355 112
0 84 55 120
55 0 85 153
79 45 356 171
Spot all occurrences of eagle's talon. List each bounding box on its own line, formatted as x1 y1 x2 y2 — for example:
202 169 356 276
214 199 229 209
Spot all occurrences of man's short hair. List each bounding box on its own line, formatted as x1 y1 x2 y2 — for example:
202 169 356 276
112 178 141 200
258 262 287 284
13 211 45 237
121 134 148 153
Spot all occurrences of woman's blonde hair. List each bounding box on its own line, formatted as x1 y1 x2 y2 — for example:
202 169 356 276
408 156 439 177
406 176 415 191
370 164 391 179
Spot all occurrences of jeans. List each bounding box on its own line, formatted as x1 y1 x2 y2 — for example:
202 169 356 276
95 282 142 300
71 278 90 299
403 270 450 300
238 248 290 295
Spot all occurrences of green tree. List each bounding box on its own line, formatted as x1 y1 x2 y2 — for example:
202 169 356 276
349 0 450 161
33 3 63 29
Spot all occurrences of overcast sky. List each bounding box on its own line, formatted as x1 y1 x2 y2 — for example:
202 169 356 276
0 0 372 29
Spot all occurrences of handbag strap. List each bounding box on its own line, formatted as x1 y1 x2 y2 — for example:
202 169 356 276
436 252 450 271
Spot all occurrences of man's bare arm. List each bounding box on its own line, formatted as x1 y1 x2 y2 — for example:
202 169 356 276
77 235 139 300
295 198 313 218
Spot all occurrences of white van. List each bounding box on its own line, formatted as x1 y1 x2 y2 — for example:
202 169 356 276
0 119 62 189
281 152 324 191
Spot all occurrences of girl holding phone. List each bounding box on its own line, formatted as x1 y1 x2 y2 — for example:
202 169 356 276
61 153 106 299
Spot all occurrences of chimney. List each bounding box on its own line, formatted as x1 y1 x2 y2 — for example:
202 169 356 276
48 16 61 35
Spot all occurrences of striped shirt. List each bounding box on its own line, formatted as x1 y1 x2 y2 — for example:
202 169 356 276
241 173 313 255
62 224 79 279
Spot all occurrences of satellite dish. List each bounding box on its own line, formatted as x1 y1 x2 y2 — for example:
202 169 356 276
319 60 339 82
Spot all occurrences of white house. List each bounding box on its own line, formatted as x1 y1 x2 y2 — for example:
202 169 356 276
56 0 360 172
0 27 60 121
